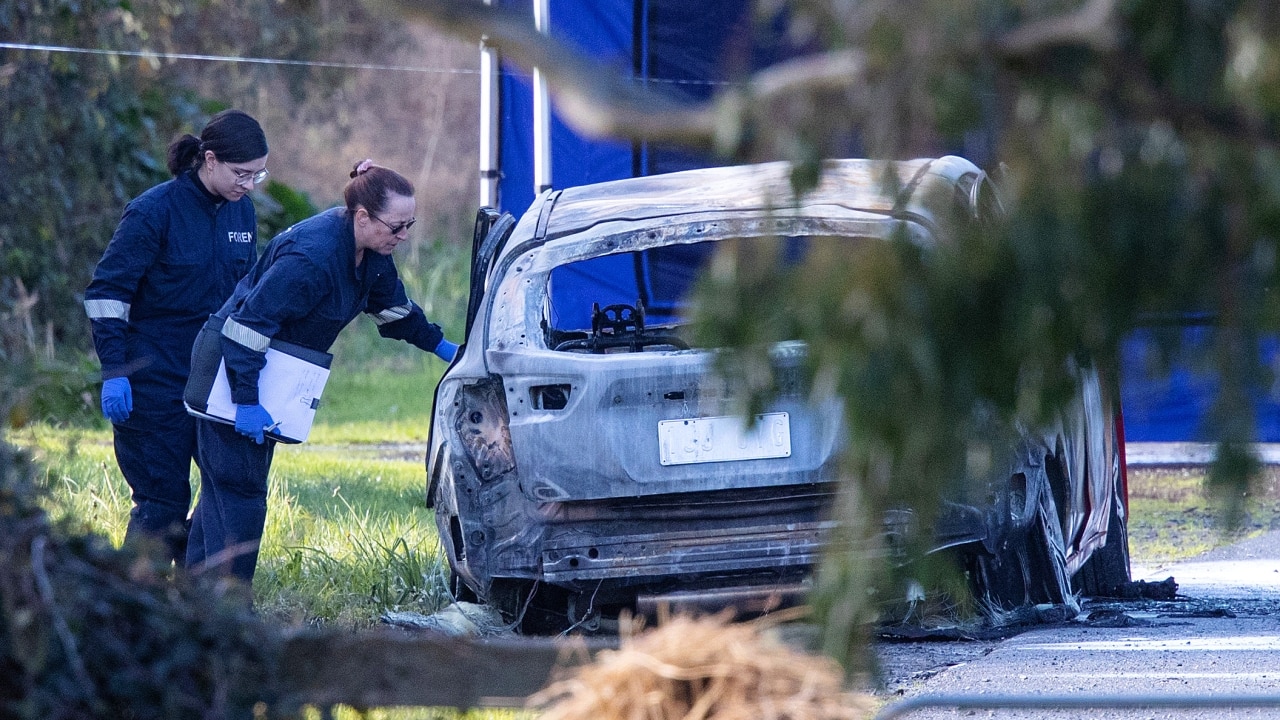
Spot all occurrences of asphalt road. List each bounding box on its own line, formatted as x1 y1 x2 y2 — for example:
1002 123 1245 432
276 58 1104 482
1123 442 1280 467
873 525 1280 719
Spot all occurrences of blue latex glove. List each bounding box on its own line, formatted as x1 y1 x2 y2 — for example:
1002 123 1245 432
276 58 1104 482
101 377 133 424
234 403 276 445
433 339 459 362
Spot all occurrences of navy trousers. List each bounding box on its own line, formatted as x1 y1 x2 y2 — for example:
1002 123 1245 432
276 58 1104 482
189 419 275 583
113 382 196 565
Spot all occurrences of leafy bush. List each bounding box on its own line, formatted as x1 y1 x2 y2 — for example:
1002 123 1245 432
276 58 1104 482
0 420 282 718
1 0 201 351
0 0 408 359
0 279 101 427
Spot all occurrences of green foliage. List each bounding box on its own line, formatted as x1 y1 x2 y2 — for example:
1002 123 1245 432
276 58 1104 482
256 178 322 247
1 286 101 427
0 0 416 361
1 0 197 351
0 433 279 719
677 0 1280 668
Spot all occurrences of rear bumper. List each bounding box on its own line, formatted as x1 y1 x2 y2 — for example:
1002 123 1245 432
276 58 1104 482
541 520 833 583
637 583 811 616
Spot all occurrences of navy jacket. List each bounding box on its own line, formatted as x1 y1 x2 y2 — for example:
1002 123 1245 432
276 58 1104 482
214 207 444 405
85 171 257 389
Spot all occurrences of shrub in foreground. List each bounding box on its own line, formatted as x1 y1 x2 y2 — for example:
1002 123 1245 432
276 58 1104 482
0 438 279 719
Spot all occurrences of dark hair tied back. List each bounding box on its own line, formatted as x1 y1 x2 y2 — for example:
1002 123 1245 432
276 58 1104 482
165 109 267 176
344 160 414 216
166 134 203 176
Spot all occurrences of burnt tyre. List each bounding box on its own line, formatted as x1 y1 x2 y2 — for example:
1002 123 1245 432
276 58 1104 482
1018 492 1074 607
1071 484 1131 597
968 467 1074 611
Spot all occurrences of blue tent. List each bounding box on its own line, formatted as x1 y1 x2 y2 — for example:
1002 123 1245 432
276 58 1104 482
486 0 817 218
484 0 818 330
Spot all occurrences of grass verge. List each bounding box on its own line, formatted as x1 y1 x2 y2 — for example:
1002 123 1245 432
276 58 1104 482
317 360 446 429
1127 465 1280 564
11 421 448 630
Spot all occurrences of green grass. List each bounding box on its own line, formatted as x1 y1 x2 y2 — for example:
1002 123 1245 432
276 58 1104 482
1127 466 1280 564
252 445 446 626
13 421 448 629
319 361 445 427
23 425 130 545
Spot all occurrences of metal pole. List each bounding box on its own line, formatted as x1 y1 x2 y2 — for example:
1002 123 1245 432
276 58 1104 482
875 692 1280 719
532 0 552 194
478 0 500 208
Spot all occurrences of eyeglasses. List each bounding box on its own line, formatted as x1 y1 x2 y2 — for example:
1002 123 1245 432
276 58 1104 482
369 212 416 235
228 165 270 186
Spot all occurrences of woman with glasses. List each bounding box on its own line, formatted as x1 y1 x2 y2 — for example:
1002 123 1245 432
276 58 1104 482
187 160 458 583
85 109 269 565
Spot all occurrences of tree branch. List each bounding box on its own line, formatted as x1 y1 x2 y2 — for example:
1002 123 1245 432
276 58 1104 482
381 0 864 154
993 0 1122 57
384 0 716 144
31 536 98 704
381 0 1271 159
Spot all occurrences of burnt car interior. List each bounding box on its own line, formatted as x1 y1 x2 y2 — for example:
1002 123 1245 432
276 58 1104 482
542 245 705 353
542 239 812 353
544 300 691 354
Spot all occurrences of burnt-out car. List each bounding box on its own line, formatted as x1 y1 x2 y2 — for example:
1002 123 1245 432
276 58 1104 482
426 156 1130 632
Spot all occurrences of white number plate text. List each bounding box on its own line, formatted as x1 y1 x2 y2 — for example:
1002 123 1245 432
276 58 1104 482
658 412 792 466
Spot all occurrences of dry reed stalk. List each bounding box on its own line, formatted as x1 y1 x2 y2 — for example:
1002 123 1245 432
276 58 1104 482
528 611 875 720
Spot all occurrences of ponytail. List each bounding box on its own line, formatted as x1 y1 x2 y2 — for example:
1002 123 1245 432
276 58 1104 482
166 134 202 176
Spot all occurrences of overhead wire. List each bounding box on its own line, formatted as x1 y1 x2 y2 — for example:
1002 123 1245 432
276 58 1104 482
0 41 725 88
0 41 479 75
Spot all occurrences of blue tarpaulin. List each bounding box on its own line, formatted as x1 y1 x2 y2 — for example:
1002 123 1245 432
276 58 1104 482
493 0 819 218
494 0 783 330
1119 324 1280 442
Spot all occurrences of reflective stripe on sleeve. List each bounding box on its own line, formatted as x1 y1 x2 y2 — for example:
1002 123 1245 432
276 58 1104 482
84 299 130 321
221 317 271 352
370 303 412 326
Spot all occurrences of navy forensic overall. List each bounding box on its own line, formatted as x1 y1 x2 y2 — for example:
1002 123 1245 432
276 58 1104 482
86 171 257 563
189 207 444 582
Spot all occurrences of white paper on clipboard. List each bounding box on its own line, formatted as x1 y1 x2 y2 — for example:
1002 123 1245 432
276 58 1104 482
205 347 330 443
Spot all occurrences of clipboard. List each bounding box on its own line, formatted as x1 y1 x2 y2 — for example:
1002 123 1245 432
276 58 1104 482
184 320 332 443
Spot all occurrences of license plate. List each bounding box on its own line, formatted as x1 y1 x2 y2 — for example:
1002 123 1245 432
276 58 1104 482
658 412 792 466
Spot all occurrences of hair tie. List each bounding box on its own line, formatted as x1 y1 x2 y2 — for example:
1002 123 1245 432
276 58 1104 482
355 158 375 176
